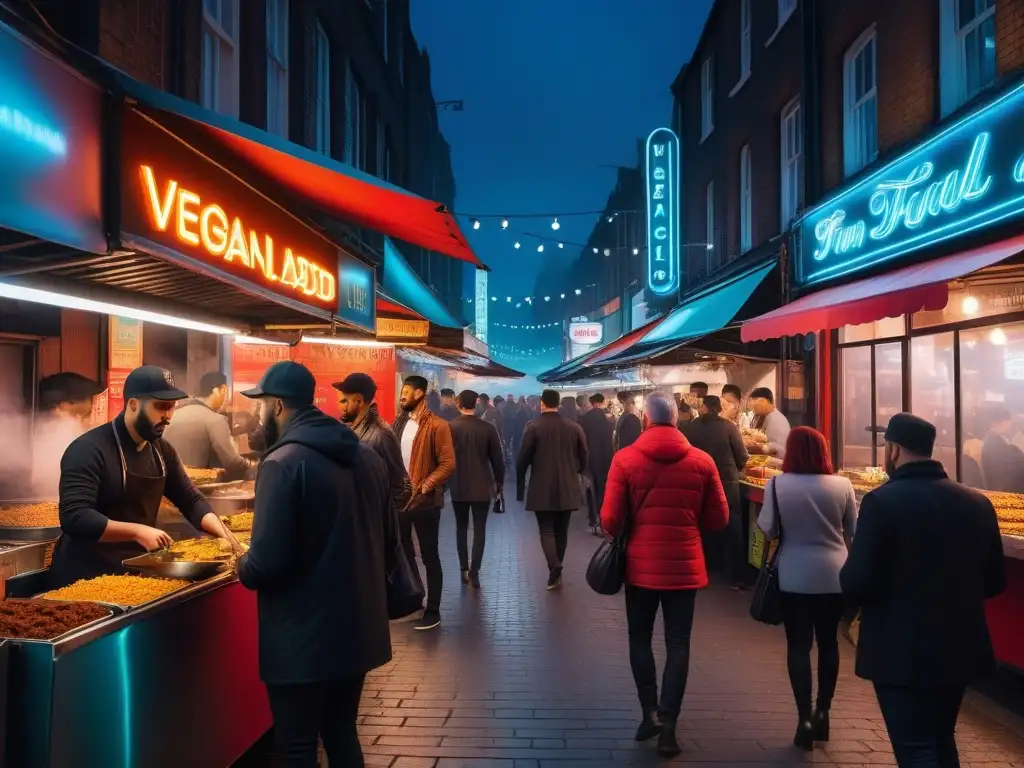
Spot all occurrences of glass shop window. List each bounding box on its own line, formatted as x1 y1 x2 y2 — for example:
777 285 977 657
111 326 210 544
910 332 957 478
839 341 904 469
839 315 905 344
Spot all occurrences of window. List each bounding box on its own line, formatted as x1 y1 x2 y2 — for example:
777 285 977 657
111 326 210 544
314 22 330 155
911 333 957 478
940 0 997 116
843 28 878 176
701 57 714 140
739 144 752 253
740 0 751 79
705 181 716 271
201 0 239 118
344 65 366 168
839 341 905 469
780 97 804 230
266 0 289 137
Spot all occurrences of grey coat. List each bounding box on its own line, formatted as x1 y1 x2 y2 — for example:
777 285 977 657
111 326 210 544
163 399 251 479
516 412 588 512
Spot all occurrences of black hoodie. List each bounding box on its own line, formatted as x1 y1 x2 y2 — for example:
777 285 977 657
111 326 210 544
237 406 394 684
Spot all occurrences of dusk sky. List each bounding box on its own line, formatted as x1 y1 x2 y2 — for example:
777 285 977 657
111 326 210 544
411 1 713 372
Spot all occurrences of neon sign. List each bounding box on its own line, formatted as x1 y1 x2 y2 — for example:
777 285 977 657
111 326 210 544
645 127 680 296
798 81 1024 288
0 105 66 157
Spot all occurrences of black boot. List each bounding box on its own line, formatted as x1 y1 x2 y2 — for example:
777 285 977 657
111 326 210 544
469 571 481 589
460 570 469 585
810 708 829 741
793 712 814 751
635 709 659 742
657 721 681 757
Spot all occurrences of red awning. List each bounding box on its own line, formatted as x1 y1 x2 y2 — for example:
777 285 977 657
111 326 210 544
376 296 425 320
741 235 1024 342
587 316 666 364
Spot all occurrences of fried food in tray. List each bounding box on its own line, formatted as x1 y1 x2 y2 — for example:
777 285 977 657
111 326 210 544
168 537 231 562
741 427 769 444
0 501 60 528
185 466 222 485
0 599 111 640
41 574 189 607
1001 520 1024 536
221 512 254 532
745 455 772 468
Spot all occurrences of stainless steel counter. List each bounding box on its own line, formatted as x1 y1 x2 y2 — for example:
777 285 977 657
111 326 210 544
4 571 270 767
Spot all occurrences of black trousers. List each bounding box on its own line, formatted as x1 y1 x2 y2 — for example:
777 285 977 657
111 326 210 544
452 500 489 572
535 509 572 570
712 485 746 583
624 585 697 722
265 675 366 767
587 470 607 527
875 684 965 767
400 507 442 612
779 591 844 715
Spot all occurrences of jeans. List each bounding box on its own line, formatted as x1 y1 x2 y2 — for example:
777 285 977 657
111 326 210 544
400 507 442 612
624 585 697 722
875 684 965 767
265 675 366 767
535 509 571 570
779 592 844 715
586 471 607 527
452 500 489 572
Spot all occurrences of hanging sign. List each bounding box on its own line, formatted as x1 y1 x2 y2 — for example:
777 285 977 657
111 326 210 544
797 80 1024 288
569 322 603 345
645 127 680 296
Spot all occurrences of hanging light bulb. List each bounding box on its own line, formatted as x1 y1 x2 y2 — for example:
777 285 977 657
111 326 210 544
607 215 615 223
592 247 599 254
991 327 1008 345
551 217 560 231
558 242 564 249
506 296 512 302
490 296 497 301
574 288 582 295
962 294 980 315
537 243 544 253
604 248 611 256
544 296 551 301
516 302 522 308
525 297 532 304
560 293 565 299
471 218 480 230
514 241 521 249
633 247 640 255
501 218 509 229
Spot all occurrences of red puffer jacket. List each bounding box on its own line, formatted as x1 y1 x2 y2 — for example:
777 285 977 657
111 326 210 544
600 426 729 590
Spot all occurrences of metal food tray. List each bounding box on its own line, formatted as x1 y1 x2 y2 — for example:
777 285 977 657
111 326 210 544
0 599 121 644
34 577 195 613
0 526 62 542
123 552 229 582
195 480 254 498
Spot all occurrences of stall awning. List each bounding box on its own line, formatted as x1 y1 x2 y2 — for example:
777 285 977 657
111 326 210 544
382 238 464 329
398 346 525 379
741 235 1024 342
106 70 483 268
537 315 667 383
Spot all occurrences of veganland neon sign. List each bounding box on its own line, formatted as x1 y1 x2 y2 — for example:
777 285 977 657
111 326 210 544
139 165 336 304
798 80 1024 287
646 127 680 296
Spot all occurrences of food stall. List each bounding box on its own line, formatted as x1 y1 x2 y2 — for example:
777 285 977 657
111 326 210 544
740 76 1024 671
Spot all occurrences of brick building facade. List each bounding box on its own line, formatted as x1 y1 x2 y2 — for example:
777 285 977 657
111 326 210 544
41 0 465 317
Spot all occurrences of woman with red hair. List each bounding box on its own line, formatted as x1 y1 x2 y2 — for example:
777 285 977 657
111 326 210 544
758 426 857 751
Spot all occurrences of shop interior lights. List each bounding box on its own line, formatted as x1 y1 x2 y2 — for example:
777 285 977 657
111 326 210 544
0 282 237 334
962 293 980 315
300 336 394 348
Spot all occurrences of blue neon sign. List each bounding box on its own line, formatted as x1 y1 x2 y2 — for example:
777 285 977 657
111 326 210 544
797 80 1024 288
645 127 680 296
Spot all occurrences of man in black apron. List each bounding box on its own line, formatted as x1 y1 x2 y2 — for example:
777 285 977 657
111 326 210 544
50 365 241 588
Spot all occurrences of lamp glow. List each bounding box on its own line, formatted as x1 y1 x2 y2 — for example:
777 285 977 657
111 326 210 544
633 247 640 255
551 218 560 231
574 288 582 295
603 248 611 256
962 295 980 314
592 247 598 254
514 241 521 249
544 296 550 301
537 243 544 253
560 293 565 298
301 336 394 348
471 218 480 230
991 327 1008 345
706 243 714 250
501 219 509 229
558 242 564 249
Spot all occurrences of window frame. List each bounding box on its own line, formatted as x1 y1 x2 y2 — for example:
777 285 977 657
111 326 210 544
940 0 997 116
706 180 716 272
739 144 752 254
265 0 290 138
740 0 751 79
700 56 714 141
843 25 878 177
201 0 240 118
780 96 804 231
313 21 330 156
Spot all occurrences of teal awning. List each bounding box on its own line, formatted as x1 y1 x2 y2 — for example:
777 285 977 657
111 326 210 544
382 238 464 329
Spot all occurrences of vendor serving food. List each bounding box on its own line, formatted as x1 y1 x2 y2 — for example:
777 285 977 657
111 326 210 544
50 365 243 589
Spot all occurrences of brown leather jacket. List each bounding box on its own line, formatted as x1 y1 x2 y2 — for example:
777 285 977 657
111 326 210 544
392 407 456 511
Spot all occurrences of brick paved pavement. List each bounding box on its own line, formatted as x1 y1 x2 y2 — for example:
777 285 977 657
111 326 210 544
338 491 1024 767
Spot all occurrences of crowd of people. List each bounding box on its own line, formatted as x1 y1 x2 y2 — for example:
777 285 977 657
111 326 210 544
43 360 1010 766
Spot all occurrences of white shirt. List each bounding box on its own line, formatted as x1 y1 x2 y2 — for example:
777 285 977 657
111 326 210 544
401 417 419 474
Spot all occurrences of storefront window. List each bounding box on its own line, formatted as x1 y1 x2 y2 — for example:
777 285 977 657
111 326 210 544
910 332 957 477
840 345 873 468
960 322 1024 492
913 281 1024 329
839 315 905 343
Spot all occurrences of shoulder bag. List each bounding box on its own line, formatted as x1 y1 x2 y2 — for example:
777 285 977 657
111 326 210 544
749 476 784 625
586 484 646 596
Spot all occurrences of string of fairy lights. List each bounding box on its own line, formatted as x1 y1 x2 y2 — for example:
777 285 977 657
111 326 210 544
456 209 648 258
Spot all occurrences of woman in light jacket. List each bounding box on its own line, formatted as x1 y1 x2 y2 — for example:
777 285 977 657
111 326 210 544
758 426 857 751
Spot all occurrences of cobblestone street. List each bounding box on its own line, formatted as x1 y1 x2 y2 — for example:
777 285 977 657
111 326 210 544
345 489 1024 767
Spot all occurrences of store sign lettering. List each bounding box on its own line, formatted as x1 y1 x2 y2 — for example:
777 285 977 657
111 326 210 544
140 165 336 304
797 81 1024 288
645 127 680 296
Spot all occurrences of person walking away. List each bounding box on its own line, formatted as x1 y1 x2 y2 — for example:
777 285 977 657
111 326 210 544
163 371 255 482
576 393 591 417
502 396 521 465
841 413 1006 766
393 375 456 630
601 392 729 757
558 394 579 422
580 393 615 535
477 393 504 444
334 373 412 515
236 361 395 767
757 427 857 750
449 390 505 588
745 387 791 459
438 388 459 422
513 397 532 459
615 391 642 451
516 389 588 589
683 396 749 588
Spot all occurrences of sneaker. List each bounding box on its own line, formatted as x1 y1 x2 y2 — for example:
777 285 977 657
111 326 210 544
469 571 480 589
657 722 682 757
414 610 441 631
546 567 563 590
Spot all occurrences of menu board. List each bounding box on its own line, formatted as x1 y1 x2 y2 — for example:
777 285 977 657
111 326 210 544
232 342 397 423
106 317 143 419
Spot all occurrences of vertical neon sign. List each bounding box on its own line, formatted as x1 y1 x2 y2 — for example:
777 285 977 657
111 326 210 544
474 269 488 343
646 127 680 296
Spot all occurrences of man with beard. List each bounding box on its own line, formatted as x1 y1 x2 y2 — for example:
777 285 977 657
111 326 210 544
236 361 395 766
31 372 104 497
841 413 1005 766
392 375 456 630
439 388 459 422
334 373 412 514
52 365 241 588
163 371 254 481
580 393 615 535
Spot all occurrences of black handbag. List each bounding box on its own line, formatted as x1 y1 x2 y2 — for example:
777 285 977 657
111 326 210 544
750 477 784 625
385 536 424 620
586 490 635 596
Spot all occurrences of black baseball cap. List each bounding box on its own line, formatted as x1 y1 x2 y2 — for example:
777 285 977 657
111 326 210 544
333 372 377 400
123 365 188 401
241 361 315 404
